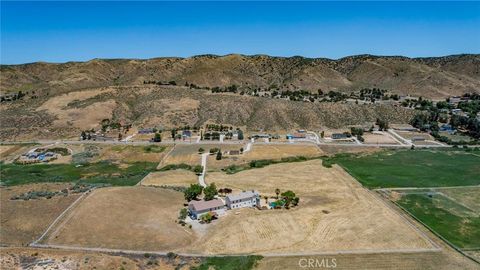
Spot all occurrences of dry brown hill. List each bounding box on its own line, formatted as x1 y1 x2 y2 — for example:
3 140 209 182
1 54 478 140
2 54 479 99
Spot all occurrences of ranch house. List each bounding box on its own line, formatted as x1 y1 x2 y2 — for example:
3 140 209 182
226 190 260 209
188 199 226 220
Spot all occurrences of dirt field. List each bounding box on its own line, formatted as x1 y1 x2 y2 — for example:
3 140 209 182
183 160 435 254
140 170 198 187
395 131 434 141
206 144 323 170
46 187 193 251
0 183 81 246
161 144 241 169
0 247 198 270
319 145 382 155
363 132 399 144
257 250 479 270
95 145 170 163
0 144 36 163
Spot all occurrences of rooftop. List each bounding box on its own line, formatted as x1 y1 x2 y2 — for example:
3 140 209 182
189 199 224 211
226 190 259 201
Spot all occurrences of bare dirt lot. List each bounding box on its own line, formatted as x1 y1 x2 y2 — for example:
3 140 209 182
0 144 37 163
95 145 170 163
363 132 400 144
45 187 193 251
183 160 435 254
161 144 241 169
140 170 198 187
0 183 81 246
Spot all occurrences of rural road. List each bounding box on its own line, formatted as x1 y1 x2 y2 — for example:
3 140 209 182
1 138 471 149
29 242 440 259
198 153 209 187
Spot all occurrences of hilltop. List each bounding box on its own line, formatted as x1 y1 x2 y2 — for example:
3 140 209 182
2 54 479 99
1 54 479 140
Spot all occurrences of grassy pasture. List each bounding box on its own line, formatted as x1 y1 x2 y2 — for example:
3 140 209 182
0 161 157 186
397 192 480 249
323 149 480 188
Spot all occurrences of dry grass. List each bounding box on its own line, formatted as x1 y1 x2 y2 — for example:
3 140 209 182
245 144 322 160
94 145 170 163
0 144 35 163
438 187 480 214
363 133 399 144
0 183 80 246
206 144 323 170
395 131 434 141
140 170 198 187
256 251 479 270
0 247 195 270
36 88 115 129
46 187 193 251
184 160 434 254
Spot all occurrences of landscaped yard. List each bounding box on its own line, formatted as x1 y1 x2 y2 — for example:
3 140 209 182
322 149 480 188
0 161 157 186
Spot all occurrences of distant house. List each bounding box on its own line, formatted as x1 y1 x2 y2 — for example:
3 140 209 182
182 130 192 138
439 124 456 134
331 133 349 140
449 96 462 105
286 133 306 139
225 190 260 210
412 136 426 142
188 199 226 220
138 128 154 134
228 150 241 155
252 134 271 139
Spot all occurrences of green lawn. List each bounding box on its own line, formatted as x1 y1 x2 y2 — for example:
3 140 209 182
397 193 480 249
323 149 480 188
0 161 157 186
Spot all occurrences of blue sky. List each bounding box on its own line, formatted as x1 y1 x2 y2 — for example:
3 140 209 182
1 1 479 64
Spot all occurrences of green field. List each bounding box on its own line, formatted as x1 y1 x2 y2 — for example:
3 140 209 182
397 192 480 249
192 256 263 270
323 149 480 188
0 161 157 186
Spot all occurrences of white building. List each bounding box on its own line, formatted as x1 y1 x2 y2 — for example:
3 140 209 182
188 199 226 220
225 190 260 209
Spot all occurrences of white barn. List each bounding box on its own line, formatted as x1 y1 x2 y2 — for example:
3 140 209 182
225 190 260 209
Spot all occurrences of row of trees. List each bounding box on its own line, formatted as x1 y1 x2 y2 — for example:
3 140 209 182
184 183 218 201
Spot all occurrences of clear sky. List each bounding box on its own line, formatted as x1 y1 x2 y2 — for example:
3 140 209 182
1 1 479 64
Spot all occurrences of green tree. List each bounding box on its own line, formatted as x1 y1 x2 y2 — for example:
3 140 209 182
179 208 188 220
281 190 298 209
184 184 203 201
171 129 177 141
216 151 222 160
203 182 218 201
153 132 162 142
200 212 213 223
237 129 244 140
193 165 204 175
198 147 205 154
